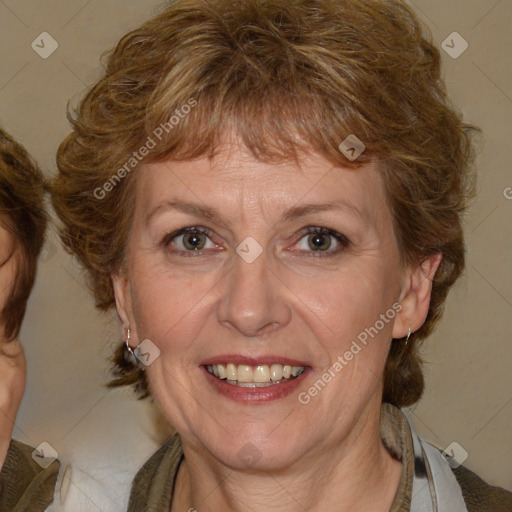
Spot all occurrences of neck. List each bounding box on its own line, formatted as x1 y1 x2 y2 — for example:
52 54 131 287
171 406 402 512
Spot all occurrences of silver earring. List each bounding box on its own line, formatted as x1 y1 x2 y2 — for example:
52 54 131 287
405 327 412 346
125 327 136 357
124 327 146 369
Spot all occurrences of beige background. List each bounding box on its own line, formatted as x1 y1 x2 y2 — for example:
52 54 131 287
0 0 511 510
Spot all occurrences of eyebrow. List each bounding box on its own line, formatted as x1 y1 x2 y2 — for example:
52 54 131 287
145 200 366 226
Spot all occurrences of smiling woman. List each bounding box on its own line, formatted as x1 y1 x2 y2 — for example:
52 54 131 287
50 0 512 511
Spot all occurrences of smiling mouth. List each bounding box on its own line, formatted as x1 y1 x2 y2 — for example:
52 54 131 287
205 363 306 387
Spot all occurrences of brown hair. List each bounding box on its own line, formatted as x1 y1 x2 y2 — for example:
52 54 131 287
0 128 48 340
51 0 479 406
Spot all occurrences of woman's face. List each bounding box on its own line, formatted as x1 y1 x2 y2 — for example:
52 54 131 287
114 140 434 470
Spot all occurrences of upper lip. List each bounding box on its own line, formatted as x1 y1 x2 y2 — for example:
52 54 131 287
201 354 310 367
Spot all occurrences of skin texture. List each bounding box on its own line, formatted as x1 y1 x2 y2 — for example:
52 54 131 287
113 139 441 512
0 224 26 469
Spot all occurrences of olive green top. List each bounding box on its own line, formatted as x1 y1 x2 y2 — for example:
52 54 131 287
0 439 59 512
1 405 511 511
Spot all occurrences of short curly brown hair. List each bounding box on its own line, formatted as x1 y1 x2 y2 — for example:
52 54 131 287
0 128 48 340
51 0 478 406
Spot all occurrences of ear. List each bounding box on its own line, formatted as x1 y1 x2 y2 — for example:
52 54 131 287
392 253 442 339
111 270 139 344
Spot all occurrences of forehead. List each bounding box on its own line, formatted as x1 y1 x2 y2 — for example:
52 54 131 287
135 144 389 226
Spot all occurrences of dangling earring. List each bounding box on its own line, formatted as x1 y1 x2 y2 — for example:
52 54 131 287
124 326 136 359
405 327 412 346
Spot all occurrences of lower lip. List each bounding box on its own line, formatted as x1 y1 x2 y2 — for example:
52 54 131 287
201 366 310 403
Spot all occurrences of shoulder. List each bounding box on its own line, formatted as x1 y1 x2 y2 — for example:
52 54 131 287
426 441 512 512
385 404 512 512
0 439 59 512
128 433 184 512
452 463 512 512
130 434 183 489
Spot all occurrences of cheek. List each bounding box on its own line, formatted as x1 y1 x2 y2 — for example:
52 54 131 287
290 261 397 361
130 265 216 352
299 260 392 320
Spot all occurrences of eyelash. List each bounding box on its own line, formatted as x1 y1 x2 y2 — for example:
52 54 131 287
162 226 350 258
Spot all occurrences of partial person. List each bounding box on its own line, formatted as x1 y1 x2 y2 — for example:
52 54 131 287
51 0 512 510
0 127 59 511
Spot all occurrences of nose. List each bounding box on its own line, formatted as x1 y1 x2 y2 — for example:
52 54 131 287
216 245 292 338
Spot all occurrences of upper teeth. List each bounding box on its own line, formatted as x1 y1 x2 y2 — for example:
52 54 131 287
206 363 305 383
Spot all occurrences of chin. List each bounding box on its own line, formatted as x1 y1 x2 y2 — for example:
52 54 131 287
196 426 305 472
